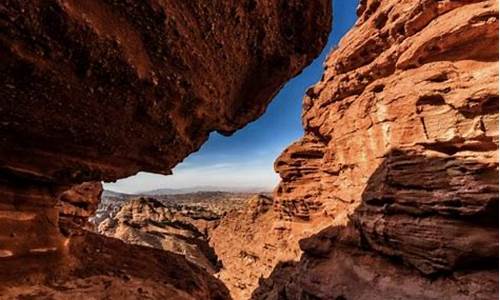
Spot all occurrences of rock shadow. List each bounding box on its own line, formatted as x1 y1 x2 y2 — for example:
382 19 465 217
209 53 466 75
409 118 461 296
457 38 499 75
251 147 499 299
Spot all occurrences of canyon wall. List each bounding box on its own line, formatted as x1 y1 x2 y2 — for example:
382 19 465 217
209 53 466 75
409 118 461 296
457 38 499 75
210 190 335 299
260 0 499 299
0 0 331 298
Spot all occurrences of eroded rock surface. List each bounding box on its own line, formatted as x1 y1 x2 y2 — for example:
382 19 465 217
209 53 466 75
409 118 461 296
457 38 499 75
354 148 498 276
98 197 221 273
253 224 498 300
1 229 231 300
275 0 498 223
0 0 332 298
209 193 335 299
210 194 279 299
256 0 499 299
0 0 331 183
58 181 103 229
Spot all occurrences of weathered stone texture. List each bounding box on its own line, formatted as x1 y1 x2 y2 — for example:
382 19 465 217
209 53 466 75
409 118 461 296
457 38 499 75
0 1 331 298
264 0 499 299
0 0 331 183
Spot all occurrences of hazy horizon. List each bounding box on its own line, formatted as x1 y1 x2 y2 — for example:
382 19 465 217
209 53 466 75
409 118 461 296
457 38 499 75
104 0 358 194
103 183 274 195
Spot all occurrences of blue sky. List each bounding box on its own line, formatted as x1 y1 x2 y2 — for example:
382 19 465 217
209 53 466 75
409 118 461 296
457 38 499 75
104 0 359 194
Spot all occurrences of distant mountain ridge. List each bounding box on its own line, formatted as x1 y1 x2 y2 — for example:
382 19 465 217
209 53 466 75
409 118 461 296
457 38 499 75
105 186 272 196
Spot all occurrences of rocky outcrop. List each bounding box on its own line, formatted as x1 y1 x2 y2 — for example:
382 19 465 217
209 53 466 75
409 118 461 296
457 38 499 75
208 194 332 299
0 182 231 299
210 194 280 299
93 190 251 235
0 0 331 183
275 0 499 223
354 148 498 276
1 229 231 300
253 223 498 300
98 197 221 273
256 150 498 299
274 135 326 221
57 181 103 229
259 0 499 299
0 0 332 298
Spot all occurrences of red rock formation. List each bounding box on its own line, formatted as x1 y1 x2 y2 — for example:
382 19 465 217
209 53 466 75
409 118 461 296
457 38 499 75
354 148 498 275
98 197 221 273
0 0 331 183
254 223 498 300
210 193 337 299
1 229 231 300
0 0 332 298
276 0 499 223
274 135 326 221
210 194 278 299
275 0 499 234
256 0 499 299
58 181 103 229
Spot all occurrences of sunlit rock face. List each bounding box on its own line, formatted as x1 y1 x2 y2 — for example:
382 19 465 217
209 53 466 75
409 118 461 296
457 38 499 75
262 0 498 299
98 197 221 274
210 194 279 300
275 0 498 224
0 0 331 298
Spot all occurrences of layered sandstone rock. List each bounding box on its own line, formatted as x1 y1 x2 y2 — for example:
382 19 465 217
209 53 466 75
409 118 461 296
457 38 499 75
1 229 231 300
98 197 220 273
276 0 499 223
274 135 326 221
354 148 498 276
259 0 498 299
0 0 331 298
211 193 335 299
211 194 282 300
0 181 231 299
57 181 103 229
254 223 498 300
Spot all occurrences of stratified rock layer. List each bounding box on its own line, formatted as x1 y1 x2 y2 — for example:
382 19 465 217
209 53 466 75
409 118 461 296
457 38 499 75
98 197 221 273
1 229 231 300
211 194 278 300
260 0 498 299
58 181 103 229
0 1 332 298
211 193 336 299
276 0 498 223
